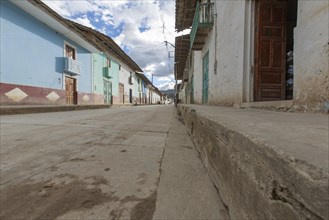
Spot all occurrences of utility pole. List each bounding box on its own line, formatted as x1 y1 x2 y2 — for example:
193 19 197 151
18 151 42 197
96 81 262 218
164 41 178 107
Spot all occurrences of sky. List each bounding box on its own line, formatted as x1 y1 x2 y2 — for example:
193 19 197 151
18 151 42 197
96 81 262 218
42 0 177 90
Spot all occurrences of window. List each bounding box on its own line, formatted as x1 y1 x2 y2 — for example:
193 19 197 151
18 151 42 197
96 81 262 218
106 58 111 68
119 65 121 70
65 44 76 60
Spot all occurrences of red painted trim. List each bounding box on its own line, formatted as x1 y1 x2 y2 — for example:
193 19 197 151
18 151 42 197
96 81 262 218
0 83 102 105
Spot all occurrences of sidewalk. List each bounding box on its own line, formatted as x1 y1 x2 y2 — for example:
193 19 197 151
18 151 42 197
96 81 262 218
177 104 328 220
0 104 132 115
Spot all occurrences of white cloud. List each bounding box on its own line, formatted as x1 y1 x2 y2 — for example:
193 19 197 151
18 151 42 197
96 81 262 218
71 16 95 29
158 81 175 90
157 76 172 82
42 0 176 88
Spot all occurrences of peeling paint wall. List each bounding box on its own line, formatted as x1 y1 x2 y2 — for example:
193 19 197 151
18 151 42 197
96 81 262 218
197 1 246 106
293 1 329 112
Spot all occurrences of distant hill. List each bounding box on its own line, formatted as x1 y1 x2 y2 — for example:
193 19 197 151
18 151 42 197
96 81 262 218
161 89 175 99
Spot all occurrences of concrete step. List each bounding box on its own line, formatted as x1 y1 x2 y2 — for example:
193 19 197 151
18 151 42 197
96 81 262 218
177 104 328 220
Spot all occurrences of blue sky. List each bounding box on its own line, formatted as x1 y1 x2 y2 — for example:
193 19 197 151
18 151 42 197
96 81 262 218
42 0 176 90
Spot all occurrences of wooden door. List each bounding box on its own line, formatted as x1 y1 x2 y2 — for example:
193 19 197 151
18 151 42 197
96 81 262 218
255 0 287 101
119 83 124 104
65 76 77 104
202 51 209 105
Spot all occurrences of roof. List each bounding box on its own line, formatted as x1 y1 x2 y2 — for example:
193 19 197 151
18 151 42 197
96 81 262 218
136 72 152 85
175 0 197 32
27 0 142 72
175 34 190 80
65 20 143 72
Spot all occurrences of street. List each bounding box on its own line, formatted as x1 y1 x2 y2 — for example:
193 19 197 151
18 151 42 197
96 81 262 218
0 105 229 219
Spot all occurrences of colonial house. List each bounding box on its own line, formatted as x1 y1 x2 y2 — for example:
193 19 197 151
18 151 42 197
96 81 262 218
175 0 328 112
0 0 101 105
1 0 153 106
65 20 144 105
136 72 152 104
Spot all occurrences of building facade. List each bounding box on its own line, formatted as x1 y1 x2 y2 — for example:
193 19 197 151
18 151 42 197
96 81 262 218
176 0 329 112
1 0 159 106
0 0 100 105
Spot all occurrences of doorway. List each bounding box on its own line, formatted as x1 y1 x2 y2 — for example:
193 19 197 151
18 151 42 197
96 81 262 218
103 79 112 104
65 76 77 104
129 89 133 104
119 83 124 104
254 0 297 101
202 51 209 105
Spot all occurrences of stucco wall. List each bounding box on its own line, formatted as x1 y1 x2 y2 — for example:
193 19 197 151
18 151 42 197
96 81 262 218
92 53 105 95
293 1 329 112
0 1 93 94
193 51 203 104
200 1 245 106
109 60 120 97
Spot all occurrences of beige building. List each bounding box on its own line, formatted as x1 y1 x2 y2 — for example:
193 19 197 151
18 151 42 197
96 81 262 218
175 0 329 112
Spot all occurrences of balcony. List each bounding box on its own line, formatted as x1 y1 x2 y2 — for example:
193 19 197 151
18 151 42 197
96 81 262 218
190 2 214 50
64 57 81 75
103 67 112 78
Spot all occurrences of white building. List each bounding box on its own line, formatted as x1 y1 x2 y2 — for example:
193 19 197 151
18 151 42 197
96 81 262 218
175 0 328 112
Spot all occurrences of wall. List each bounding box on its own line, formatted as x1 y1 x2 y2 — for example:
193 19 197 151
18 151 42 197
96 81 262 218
118 62 139 104
92 53 120 104
0 1 93 104
192 51 203 104
108 59 120 98
92 53 105 96
207 1 246 106
189 1 246 106
293 1 329 112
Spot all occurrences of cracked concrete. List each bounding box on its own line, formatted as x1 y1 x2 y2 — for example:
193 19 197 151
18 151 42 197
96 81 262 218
178 104 329 220
0 105 228 219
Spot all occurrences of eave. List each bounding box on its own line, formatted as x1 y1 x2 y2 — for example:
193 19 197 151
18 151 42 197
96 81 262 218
175 34 190 80
11 0 99 53
175 0 197 32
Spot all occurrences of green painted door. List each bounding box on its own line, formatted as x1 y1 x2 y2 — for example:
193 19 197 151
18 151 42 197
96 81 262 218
202 51 209 105
190 75 194 104
103 80 112 104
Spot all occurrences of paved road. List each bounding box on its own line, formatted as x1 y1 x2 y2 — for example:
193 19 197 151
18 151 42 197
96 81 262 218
0 105 229 219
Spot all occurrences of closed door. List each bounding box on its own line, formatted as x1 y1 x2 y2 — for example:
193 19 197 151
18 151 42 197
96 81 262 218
202 51 209 105
103 80 112 104
119 83 124 104
129 89 132 103
255 0 287 101
65 76 77 104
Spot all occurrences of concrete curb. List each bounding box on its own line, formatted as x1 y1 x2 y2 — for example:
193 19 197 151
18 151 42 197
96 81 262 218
177 104 328 220
0 104 113 115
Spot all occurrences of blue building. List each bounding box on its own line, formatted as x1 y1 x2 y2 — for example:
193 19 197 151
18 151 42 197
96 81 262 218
0 0 100 105
0 0 159 106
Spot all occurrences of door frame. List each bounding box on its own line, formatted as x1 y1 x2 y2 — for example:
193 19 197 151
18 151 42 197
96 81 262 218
254 0 287 101
64 76 77 105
